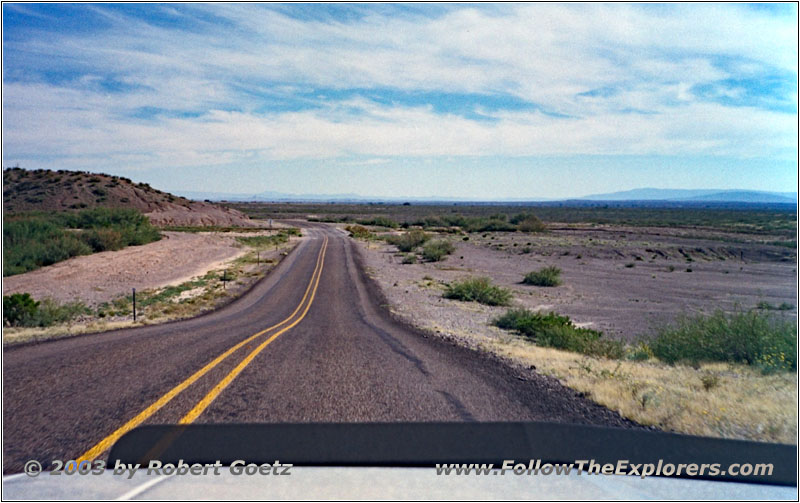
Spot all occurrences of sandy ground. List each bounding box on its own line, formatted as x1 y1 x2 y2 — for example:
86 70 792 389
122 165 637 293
357 226 796 344
355 225 797 443
2 232 249 306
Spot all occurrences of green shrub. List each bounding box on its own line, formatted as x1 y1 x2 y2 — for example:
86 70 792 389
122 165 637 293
356 216 398 228
83 228 125 252
236 233 289 249
650 309 797 373
387 229 430 252
523 266 562 287
463 218 517 233
444 277 513 306
627 342 654 361
28 298 90 326
517 215 547 233
493 308 624 358
3 208 161 276
345 225 372 239
401 254 417 264
3 293 88 327
3 293 39 326
421 240 455 262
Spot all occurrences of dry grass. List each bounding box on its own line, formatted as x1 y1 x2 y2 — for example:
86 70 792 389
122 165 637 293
4 320 139 346
486 333 797 444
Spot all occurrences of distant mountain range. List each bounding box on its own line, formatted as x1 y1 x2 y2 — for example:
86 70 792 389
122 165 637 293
173 190 547 203
578 188 796 204
174 188 796 205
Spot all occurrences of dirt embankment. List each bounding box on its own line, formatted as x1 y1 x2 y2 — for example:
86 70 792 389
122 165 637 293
2 232 247 306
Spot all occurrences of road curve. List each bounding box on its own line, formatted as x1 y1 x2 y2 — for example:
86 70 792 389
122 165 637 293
3 224 638 473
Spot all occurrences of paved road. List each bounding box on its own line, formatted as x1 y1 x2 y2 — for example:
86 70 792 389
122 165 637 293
3 224 637 473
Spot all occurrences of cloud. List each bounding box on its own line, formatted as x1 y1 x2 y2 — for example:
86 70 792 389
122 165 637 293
2 3 797 173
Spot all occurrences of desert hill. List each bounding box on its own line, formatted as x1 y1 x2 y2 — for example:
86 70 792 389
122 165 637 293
2 168 256 227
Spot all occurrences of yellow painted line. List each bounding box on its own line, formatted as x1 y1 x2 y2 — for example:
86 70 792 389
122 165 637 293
179 237 327 424
76 236 328 463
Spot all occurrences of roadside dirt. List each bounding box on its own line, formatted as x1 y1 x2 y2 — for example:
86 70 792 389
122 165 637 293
357 225 796 344
353 225 797 443
2 232 247 306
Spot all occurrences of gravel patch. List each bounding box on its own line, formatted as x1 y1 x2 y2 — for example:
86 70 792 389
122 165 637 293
356 227 796 343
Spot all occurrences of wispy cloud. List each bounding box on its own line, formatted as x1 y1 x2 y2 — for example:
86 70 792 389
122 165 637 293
1 3 796 194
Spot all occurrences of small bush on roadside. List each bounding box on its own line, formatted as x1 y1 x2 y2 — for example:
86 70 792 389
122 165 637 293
493 308 624 359
3 293 88 327
627 342 654 361
522 266 562 287
650 309 797 373
29 298 90 326
236 233 289 248
3 293 39 326
345 225 372 239
700 373 720 391
421 240 455 262
388 229 429 252
444 277 512 306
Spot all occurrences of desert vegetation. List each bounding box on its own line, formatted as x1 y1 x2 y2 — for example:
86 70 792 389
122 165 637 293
233 201 795 237
349 202 796 443
3 208 161 276
493 308 625 359
492 305 796 373
649 309 796 373
235 228 301 250
345 224 373 239
522 266 562 287
420 239 455 262
3 293 89 327
386 229 430 252
443 277 513 306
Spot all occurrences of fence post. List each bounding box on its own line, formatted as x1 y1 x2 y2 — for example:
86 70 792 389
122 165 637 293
132 288 136 322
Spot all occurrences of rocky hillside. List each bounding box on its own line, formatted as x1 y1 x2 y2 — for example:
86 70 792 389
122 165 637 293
3 168 256 227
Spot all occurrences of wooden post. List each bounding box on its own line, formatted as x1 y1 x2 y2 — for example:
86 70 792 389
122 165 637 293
132 288 136 322
222 270 227 290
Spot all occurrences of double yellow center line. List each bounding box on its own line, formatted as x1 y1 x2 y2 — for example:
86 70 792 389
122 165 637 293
77 236 328 463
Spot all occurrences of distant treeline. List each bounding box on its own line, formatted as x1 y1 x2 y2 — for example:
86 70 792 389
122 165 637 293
3 208 161 276
310 212 547 233
233 202 796 236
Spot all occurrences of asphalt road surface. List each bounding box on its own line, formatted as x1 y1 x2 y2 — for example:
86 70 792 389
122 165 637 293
3 224 638 473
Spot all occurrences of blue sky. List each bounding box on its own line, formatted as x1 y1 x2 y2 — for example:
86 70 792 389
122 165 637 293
2 3 797 199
